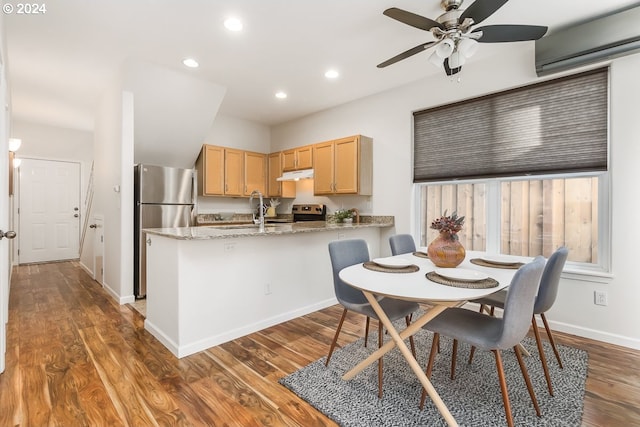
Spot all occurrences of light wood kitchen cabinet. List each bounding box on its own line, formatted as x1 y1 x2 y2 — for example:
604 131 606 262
195 144 244 196
224 148 244 196
196 144 225 195
282 144 313 171
267 152 296 198
313 135 372 196
244 151 267 196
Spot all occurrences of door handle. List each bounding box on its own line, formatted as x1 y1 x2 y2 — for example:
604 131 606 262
0 230 17 240
74 214 79 218
74 207 79 211
89 224 97 229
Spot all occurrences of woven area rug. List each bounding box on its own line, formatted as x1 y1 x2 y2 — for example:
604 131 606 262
279 329 588 426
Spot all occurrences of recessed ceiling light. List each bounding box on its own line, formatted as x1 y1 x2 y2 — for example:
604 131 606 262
182 58 199 68
224 17 243 32
325 69 339 79
275 91 287 99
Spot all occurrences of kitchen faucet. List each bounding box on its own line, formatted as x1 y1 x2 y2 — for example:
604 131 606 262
249 190 265 232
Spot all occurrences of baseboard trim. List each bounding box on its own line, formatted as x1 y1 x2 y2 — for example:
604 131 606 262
464 302 640 350
147 297 338 359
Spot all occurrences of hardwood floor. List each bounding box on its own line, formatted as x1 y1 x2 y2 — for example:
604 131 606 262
1 261 639 426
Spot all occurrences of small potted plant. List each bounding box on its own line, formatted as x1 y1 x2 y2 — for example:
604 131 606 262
333 209 354 224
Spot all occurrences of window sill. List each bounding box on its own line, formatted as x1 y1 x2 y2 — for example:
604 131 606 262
561 267 613 284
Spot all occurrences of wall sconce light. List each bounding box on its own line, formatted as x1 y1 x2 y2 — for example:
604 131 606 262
8 138 22 152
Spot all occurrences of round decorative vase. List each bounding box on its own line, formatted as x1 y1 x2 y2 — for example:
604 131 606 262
427 232 466 268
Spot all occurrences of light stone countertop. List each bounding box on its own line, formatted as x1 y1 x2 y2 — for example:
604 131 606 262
143 217 394 240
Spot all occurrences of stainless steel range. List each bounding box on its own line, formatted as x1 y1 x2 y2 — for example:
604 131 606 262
292 204 326 222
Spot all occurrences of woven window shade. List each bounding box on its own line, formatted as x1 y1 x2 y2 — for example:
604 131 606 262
413 68 608 182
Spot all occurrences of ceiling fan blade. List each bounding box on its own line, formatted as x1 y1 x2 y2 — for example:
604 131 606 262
473 25 548 42
383 8 444 31
444 58 462 76
377 42 437 68
460 0 509 25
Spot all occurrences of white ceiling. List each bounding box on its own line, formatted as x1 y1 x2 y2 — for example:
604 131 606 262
5 0 639 131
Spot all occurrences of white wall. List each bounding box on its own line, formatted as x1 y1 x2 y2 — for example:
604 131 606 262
93 81 135 304
271 49 640 349
10 120 94 271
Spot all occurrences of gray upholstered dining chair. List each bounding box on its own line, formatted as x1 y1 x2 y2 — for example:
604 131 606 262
472 246 569 396
389 234 417 255
419 256 546 427
327 239 419 398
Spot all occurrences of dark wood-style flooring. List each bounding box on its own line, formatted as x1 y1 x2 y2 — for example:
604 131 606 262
1 261 639 426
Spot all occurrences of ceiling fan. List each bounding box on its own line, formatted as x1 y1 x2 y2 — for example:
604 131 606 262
377 0 548 75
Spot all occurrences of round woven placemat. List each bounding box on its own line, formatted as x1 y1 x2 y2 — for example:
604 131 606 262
363 261 419 273
470 258 524 269
426 271 499 289
412 251 429 259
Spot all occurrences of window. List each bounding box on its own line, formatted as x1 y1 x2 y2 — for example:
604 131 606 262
416 174 606 268
413 68 609 271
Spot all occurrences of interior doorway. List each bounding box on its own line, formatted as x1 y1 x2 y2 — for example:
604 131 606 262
17 158 81 264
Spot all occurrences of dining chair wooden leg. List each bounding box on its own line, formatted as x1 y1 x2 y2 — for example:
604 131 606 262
378 320 383 398
420 333 440 410
532 317 554 396
450 339 458 380
493 349 515 427
468 346 476 364
540 312 563 368
326 308 348 366
405 315 417 358
364 316 370 348
513 344 542 417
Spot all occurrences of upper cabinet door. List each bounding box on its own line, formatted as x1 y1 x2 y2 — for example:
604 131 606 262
224 148 244 196
313 141 334 195
296 145 313 170
197 145 224 196
244 151 266 196
282 145 313 171
334 136 359 194
282 149 297 171
267 152 295 198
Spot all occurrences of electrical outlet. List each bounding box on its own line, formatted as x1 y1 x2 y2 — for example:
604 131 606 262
264 283 272 295
594 290 608 306
338 232 346 240
224 242 235 252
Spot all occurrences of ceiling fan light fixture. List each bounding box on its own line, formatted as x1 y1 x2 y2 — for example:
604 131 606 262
428 50 443 67
458 38 479 58
435 38 455 58
448 50 466 69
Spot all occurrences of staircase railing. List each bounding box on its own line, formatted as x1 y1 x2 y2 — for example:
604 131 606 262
79 162 94 255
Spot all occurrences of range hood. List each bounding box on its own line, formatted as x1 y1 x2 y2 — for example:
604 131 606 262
277 169 314 181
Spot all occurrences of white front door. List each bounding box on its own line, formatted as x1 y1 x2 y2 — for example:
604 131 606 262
18 158 81 263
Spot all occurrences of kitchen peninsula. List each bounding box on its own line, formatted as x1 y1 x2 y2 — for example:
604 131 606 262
143 219 393 358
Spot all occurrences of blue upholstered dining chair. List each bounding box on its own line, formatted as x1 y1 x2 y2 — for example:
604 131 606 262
472 247 569 396
327 239 419 398
389 234 417 255
419 256 546 427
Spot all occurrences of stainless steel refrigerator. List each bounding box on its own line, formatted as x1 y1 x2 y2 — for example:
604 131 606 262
134 164 195 298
